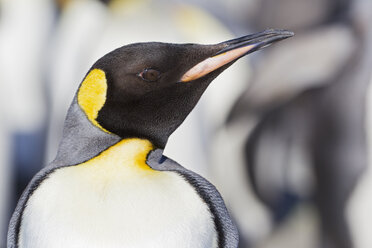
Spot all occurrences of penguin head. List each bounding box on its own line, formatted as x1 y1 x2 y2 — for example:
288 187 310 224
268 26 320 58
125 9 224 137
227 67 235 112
77 29 293 148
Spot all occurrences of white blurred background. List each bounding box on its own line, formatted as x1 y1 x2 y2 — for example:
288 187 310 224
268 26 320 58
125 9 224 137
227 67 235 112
0 0 371 247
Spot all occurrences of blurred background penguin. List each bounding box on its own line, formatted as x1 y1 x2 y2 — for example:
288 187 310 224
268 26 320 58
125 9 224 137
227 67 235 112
211 0 372 247
0 0 371 247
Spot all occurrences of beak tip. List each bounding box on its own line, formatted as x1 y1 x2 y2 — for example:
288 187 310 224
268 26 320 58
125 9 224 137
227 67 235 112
282 30 295 38
265 29 295 38
264 28 294 34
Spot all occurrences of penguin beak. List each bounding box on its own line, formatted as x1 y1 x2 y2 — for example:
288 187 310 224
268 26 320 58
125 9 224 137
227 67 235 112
180 29 294 82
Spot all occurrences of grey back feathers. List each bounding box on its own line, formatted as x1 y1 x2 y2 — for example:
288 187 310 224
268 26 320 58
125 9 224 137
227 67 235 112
53 96 121 166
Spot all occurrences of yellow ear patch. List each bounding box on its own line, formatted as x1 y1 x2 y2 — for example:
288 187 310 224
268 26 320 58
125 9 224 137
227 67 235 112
78 69 110 133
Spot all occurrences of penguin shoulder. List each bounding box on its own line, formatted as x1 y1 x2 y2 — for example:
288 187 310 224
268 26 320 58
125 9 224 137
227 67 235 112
147 149 239 248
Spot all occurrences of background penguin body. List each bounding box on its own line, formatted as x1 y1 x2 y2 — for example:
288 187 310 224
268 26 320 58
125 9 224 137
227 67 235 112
210 0 372 247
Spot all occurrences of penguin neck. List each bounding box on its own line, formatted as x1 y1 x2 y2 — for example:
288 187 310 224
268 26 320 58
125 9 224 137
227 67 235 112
82 138 155 172
52 97 160 167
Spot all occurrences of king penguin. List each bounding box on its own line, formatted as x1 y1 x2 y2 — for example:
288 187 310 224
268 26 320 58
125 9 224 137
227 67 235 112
7 29 293 248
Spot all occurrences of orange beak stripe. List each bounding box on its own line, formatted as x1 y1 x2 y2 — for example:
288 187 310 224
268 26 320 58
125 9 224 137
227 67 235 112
180 44 255 82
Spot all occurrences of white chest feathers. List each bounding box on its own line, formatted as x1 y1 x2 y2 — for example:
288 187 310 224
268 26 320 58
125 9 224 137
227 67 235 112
19 139 217 248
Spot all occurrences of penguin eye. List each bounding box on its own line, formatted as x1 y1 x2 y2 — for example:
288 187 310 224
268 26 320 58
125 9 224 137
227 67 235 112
139 68 161 82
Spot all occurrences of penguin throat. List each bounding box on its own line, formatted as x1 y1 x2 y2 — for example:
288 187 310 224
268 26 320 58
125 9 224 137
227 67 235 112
82 138 155 172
